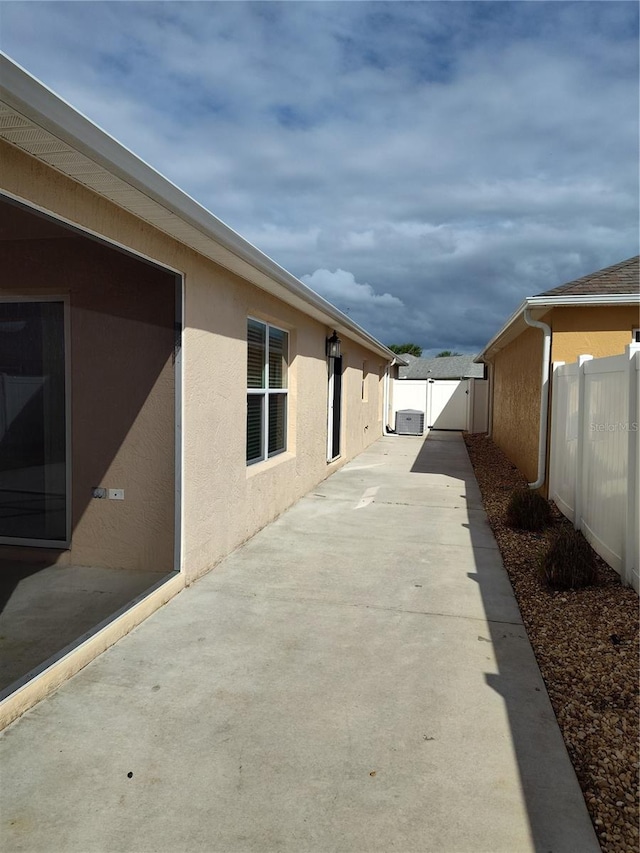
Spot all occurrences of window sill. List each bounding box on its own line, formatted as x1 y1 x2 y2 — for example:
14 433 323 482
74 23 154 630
246 450 295 479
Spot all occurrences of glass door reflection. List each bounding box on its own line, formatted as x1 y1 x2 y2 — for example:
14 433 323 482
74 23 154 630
0 300 67 544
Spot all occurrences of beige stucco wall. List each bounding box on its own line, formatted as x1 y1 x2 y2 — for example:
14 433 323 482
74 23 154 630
490 326 543 484
487 304 639 490
550 306 639 362
181 277 387 576
471 379 490 433
1 231 176 572
1 140 389 583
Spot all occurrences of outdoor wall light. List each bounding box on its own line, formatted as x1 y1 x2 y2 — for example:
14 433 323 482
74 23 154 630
326 330 341 359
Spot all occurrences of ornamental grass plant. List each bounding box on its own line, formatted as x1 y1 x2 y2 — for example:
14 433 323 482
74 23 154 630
505 486 552 531
540 526 599 590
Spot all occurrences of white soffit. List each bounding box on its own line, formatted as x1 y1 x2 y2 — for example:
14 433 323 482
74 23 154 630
0 56 396 361
0 100 246 272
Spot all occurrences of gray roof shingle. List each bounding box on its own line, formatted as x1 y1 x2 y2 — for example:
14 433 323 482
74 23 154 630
398 355 485 380
535 256 639 297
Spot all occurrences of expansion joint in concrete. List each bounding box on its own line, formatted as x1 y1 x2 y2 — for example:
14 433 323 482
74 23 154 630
204 586 524 627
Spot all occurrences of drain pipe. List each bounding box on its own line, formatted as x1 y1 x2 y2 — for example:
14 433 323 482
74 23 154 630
383 361 392 435
523 308 552 490
383 358 399 436
487 361 494 438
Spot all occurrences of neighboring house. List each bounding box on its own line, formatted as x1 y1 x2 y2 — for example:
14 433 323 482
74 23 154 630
392 354 488 432
0 57 404 719
398 354 485 381
476 256 640 492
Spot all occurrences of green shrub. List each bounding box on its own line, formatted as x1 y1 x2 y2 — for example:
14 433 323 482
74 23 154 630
505 488 552 531
540 527 598 589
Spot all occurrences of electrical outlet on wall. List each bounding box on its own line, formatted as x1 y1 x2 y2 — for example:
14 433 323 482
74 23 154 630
92 487 107 499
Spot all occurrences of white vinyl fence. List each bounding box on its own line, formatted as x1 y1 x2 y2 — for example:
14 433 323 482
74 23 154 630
549 343 640 592
391 378 489 433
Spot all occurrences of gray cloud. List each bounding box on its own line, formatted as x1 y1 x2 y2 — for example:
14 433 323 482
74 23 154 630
3 1 638 354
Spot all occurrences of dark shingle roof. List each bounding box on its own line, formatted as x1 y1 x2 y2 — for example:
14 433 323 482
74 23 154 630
399 355 485 380
535 256 639 297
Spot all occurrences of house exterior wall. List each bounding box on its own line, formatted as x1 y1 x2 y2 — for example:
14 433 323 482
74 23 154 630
486 304 639 491
491 326 543 484
1 235 176 573
550 306 639 362
470 379 490 433
181 276 387 578
1 140 388 583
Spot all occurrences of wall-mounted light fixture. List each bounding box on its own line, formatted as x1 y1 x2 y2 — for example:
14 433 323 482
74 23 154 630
326 330 341 359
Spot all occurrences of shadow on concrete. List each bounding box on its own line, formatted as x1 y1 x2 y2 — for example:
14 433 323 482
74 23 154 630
410 430 473 476
418 431 596 852
0 559 49 615
0 560 171 697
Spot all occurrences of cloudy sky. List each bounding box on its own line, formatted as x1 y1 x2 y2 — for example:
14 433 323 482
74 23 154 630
2 2 638 355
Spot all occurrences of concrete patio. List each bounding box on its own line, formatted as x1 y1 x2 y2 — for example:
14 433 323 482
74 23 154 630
0 561 170 696
0 433 599 853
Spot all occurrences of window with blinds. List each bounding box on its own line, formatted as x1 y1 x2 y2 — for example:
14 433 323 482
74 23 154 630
246 319 289 464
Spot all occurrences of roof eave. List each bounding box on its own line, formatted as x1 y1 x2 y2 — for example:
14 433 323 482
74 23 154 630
474 301 527 363
526 293 640 307
475 292 640 363
0 53 398 362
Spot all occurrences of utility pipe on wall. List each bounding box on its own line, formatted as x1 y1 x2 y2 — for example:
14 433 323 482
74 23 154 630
383 357 402 435
383 362 391 435
523 308 552 490
486 361 494 438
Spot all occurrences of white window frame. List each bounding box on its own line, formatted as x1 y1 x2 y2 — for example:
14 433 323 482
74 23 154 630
246 318 289 465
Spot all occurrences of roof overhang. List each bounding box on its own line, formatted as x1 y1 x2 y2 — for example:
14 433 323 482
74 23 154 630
475 293 640 363
0 53 398 362
526 293 640 308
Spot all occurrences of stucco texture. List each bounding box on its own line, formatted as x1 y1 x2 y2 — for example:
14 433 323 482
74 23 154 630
551 306 640 363
488 304 639 490
491 327 542 485
1 140 388 583
181 272 387 577
1 218 176 573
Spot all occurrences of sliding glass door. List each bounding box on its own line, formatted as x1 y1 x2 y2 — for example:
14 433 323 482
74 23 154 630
0 299 69 545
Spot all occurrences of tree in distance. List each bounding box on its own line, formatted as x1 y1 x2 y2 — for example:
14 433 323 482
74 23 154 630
436 350 462 357
388 343 422 357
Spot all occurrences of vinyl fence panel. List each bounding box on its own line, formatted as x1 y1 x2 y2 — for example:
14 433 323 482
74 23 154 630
428 380 469 429
581 355 629 573
549 362 579 521
549 344 640 592
391 381 428 420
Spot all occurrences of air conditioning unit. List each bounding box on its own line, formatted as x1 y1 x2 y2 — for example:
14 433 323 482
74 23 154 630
395 409 425 435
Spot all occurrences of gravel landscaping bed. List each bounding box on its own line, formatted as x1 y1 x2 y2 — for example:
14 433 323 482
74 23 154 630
463 432 639 853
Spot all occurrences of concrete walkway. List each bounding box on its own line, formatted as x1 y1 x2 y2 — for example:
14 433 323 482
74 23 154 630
1 434 599 853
